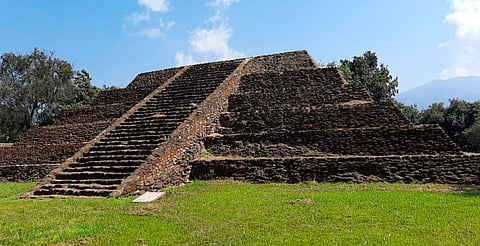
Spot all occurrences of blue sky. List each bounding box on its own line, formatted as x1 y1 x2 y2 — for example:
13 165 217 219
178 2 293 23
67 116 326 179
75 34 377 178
1 0 479 92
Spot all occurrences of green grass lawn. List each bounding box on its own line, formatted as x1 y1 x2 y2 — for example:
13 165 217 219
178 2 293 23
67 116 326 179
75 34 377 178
1 181 480 245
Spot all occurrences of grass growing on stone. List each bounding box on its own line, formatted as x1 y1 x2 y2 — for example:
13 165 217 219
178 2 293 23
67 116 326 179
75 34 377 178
1 181 480 245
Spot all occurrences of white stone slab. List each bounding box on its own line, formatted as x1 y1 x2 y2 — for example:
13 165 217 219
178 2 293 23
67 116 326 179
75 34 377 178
132 192 166 203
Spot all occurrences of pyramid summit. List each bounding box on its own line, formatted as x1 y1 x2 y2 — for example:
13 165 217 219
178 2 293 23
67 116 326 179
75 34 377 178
0 50 478 198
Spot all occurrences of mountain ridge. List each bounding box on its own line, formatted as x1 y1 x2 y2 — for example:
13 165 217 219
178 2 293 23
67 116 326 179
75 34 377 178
395 76 480 109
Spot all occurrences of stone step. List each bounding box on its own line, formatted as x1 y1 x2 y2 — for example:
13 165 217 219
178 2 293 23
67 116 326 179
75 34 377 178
89 143 159 151
39 183 119 191
136 105 195 113
50 178 123 185
150 93 211 102
71 160 144 167
139 104 198 112
120 118 185 125
83 149 152 157
145 97 202 104
104 132 170 139
133 109 193 116
33 187 114 197
151 91 212 99
78 154 148 162
165 84 220 91
63 165 139 173
28 194 106 199
55 171 131 180
115 122 181 130
107 130 172 137
111 127 178 135
94 139 163 146
125 112 190 120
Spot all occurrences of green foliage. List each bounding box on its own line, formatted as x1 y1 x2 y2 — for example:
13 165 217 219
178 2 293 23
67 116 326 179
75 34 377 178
399 99 480 152
71 69 99 106
419 102 445 125
1 181 480 245
0 48 99 141
441 99 478 147
394 100 420 124
462 119 480 152
337 51 399 101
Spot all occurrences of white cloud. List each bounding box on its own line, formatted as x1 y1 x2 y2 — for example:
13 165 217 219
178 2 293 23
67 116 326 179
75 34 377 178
175 52 197 66
206 0 240 9
138 0 170 13
125 12 150 26
124 0 173 39
160 20 175 31
438 41 449 48
139 28 163 38
174 0 243 65
440 0 480 78
190 25 244 60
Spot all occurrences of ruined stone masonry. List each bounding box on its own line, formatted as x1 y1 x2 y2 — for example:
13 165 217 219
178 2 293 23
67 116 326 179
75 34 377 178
0 50 478 198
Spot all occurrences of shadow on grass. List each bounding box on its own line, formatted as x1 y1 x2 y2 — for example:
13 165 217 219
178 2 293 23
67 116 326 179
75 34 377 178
450 185 480 197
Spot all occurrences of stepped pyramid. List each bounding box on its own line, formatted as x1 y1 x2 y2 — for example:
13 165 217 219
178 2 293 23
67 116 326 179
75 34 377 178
0 50 477 198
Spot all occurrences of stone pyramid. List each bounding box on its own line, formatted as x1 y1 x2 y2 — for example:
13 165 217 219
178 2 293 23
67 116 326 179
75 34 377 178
0 50 477 198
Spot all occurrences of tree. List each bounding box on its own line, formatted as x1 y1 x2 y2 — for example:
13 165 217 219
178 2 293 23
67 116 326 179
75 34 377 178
71 69 99 106
414 99 480 151
462 119 480 152
394 101 420 124
0 48 98 141
418 102 445 125
337 51 399 101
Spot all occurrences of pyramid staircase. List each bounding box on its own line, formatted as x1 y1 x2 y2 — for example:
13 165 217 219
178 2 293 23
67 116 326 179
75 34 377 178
26 59 244 198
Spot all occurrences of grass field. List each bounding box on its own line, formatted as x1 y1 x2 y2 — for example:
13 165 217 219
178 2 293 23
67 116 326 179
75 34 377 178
1 181 480 245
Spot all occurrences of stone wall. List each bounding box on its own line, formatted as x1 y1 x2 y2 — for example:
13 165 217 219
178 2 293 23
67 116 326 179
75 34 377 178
190 154 480 185
0 144 80 166
204 125 460 157
243 50 318 74
219 101 411 133
54 104 130 125
0 164 58 182
16 122 111 145
94 68 181 106
226 69 371 112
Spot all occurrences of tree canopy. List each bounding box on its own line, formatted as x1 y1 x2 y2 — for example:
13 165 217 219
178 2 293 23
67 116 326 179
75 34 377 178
396 99 480 152
0 48 99 142
329 51 399 101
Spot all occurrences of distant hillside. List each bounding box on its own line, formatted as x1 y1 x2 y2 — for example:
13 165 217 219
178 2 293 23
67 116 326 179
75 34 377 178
396 76 480 109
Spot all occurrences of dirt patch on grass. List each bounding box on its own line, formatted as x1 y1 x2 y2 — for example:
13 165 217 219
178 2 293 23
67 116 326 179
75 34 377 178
53 237 92 246
375 183 480 194
128 203 163 216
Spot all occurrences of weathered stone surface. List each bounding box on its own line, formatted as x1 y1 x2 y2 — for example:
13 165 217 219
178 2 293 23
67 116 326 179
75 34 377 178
190 155 480 185
242 50 318 74
219 101 410 133
204 125 460 157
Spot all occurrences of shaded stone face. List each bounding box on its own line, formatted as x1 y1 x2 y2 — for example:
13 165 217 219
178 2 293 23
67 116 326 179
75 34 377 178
1 50 473 197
